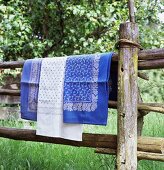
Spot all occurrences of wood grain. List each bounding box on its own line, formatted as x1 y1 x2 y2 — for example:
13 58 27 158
95 149 164 162
117 22 138 170
0 127 163 154
0 48 164 70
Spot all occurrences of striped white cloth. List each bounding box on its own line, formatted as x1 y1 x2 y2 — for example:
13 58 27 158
36 57 82 141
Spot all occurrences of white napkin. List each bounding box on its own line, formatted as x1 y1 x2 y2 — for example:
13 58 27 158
36 57 82 141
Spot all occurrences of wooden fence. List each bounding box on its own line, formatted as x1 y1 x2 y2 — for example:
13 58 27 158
0 1 164 169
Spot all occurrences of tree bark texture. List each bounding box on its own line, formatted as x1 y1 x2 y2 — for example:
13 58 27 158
117 22 139 170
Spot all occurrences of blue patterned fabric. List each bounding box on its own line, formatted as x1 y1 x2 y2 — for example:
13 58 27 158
63 52 114 125
108 61 118 101
20 59 42 121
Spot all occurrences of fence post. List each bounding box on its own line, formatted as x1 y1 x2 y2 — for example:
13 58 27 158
117 22 139 170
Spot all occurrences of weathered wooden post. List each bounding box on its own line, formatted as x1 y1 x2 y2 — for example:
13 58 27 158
117 22 139 169
117 0 139 169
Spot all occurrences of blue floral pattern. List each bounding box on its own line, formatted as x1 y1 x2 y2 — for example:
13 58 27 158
64 54 100 112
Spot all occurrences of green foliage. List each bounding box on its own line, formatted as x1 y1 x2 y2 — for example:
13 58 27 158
139 70 164 102
0 0 163 61
0 0 46 61
136 0 164 49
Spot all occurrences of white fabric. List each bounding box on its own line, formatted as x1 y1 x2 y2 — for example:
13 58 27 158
36 57 82 141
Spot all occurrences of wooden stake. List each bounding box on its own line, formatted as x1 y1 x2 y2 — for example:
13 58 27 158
128 0 135 22
117 22 139 170
137 88 146 136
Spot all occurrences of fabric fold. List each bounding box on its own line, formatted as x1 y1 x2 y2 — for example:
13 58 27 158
63 52 114 125
20 59 42 121
36 57 83 141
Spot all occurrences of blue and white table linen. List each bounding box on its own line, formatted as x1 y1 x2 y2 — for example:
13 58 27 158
63 52 114 125
20 59 42 121
36 57 83 141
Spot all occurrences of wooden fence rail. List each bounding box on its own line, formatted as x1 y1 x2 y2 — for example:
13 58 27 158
0 49 164 70
95 148 164 162
0 127 163 154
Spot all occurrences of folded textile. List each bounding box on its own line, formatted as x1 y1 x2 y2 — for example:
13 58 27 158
108 61 118 101
36 57 83 141
21 59 42 121
63 52 114 125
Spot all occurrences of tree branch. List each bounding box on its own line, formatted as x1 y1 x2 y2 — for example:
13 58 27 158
85 26 109 39
42 1 65 57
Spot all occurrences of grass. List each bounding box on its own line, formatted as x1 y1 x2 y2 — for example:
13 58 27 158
0 110 164 170
0 112 117 170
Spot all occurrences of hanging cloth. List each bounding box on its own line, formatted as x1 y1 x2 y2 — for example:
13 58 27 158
108 60 118 101
36 57 82 141
63 52 114 125
20 59 42 121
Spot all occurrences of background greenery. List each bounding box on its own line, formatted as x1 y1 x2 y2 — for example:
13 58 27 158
0 0 164 169
0 0 163 61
